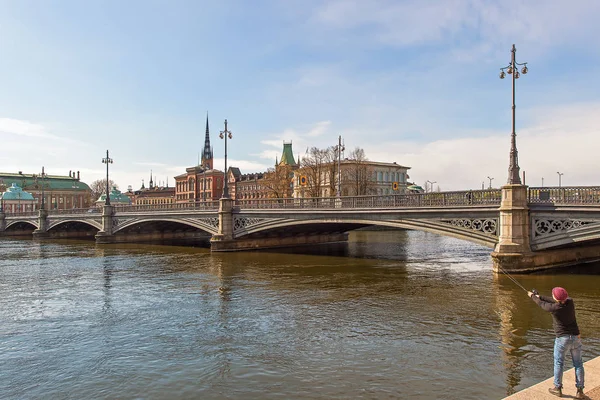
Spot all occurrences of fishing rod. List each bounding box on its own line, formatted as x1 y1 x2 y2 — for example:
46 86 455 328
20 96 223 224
496 265 538 295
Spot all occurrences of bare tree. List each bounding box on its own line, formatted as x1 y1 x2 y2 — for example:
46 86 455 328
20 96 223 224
345 147 372 195
323 146 338 197
300 147 329 197
262 164 294 199
90 179 117 203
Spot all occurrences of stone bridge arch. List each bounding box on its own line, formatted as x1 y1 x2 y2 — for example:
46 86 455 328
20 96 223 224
48 219 103 231
112 216 220 235
5 220 39 230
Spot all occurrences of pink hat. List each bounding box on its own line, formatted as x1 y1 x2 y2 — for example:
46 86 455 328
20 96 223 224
552 287 568 301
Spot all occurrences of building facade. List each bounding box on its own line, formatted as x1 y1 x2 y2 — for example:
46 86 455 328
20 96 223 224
0 183 36 213
0 170 92 210
293 159 411 198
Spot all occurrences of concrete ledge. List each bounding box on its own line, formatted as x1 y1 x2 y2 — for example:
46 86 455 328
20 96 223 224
504 355 600 399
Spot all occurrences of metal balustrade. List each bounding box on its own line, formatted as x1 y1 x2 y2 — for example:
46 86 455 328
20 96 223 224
6 187 599 218
234 189 503 209
528 187 600 205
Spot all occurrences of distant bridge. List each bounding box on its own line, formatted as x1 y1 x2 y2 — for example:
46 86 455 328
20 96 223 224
3 186 600 272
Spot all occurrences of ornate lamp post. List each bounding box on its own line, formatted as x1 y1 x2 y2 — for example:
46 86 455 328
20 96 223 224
336 135 345 197
219 119 232 198
499 44 529 185
557 171 564 187
487 176 494 189
102 150 113 205
33 166 47 210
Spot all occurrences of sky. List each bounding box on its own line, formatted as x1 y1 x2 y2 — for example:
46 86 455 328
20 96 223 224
1 0 600 192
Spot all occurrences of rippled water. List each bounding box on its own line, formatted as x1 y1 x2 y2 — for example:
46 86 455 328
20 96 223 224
1 230 599 400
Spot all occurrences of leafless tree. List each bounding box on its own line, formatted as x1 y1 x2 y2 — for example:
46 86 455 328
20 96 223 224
262 164 294 199
345 147 372 195
299 147 329 197
90 179 117 203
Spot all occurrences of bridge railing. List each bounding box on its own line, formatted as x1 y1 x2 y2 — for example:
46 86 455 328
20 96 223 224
113 201 220 212
47 208 94 215
3 210 38 217
528 186 600 205
235 189 502 209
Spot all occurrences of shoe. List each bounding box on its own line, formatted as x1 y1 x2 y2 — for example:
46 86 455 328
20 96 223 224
575 388 585 399
548 386 562 397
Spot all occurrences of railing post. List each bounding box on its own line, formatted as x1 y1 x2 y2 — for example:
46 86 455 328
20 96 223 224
32 208 49 238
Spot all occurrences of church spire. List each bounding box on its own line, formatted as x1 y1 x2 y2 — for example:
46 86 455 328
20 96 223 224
201 112 213 169
149 170 153 189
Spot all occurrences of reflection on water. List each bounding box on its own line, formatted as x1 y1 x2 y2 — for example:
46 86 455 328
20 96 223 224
0 230 599 399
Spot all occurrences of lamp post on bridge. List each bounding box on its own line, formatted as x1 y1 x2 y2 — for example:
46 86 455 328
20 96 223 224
102 150 113 205
557 172 564 187
336 135 345 197
426 180 436 193
487 176 494 189
499 44 529 185
219 119 232 198
33 166 47 210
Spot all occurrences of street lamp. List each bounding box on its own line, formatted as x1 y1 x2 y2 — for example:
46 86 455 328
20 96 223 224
487 176 494 189
499 44 529 185
426 180 436 193
219 119 232 198
33 166 47 210
102 150 113 205
557 172 564 187
336 135 345 197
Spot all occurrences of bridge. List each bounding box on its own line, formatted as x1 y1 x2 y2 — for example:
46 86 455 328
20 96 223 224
2 186 600 273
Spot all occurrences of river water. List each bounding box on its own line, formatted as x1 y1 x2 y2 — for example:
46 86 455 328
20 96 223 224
1 230 599 400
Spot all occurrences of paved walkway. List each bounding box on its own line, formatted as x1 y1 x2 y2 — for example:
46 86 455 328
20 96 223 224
504 356 600 399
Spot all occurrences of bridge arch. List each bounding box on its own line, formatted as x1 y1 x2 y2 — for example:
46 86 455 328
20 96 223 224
48 219 102 231
233 217 498 248
113 217 219 235
5 220 38 231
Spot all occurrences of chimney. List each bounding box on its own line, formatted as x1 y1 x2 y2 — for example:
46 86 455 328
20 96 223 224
77 171 80 180
69 170 72 177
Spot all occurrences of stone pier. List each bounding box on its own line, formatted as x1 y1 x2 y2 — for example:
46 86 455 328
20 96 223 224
492 184 600 273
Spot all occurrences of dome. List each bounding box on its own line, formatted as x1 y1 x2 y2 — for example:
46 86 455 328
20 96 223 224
1 183 35 201
95 186 131 205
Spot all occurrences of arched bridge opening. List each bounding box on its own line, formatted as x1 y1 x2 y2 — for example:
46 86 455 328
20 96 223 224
111 220 214 246
47 221 100 240
3 221 37 236
233 218 499 249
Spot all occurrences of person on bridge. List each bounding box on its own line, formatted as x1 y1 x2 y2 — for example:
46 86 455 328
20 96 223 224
527 287 585 399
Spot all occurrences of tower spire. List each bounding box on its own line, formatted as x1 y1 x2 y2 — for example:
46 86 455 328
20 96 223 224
149 170 153 189
201 112 214 169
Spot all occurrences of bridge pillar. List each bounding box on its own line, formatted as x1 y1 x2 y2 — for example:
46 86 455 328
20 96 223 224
95 205 115 243
491 184 532 272
32 209 50 238
210 198 234 248
0 210 5 232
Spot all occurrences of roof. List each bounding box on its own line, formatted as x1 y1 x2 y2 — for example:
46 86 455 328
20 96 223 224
0 172 91 191
229 167 242 178
1 183 35 201
279 142 297 166
95 186 131 204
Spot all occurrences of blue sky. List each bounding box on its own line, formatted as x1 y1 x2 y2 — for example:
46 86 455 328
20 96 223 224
1 0 600 191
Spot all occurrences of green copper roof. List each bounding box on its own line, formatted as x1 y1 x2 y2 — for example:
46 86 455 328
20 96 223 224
0 172 91 191
279 142 296 166
96 186 131 204
1 183 35 201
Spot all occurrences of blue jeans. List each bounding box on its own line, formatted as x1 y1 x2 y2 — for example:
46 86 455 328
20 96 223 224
554 335 585 389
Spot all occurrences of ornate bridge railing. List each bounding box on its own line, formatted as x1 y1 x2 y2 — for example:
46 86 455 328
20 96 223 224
113 201 220 213
234 190 502 209
528 187 600 205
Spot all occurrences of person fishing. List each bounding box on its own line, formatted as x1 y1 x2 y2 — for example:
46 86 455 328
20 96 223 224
527 287 585 399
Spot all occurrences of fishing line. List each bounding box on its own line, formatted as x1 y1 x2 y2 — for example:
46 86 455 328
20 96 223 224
496 265 530 293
